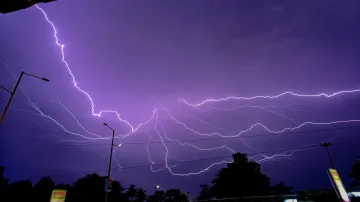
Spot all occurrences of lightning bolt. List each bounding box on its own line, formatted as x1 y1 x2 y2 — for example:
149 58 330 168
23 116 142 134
34 5 155 137
159 120 236 153
195 104 298 125
146 131 179 172
163 106 360 138
181 89 360 107
2 5 359 177
113 146 122 170
37 96 103 138
154 119 233 176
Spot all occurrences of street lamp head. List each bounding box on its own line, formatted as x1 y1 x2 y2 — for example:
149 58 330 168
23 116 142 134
155 185 160 189
103 123 108 126
118 144 121 147
42 78 50 82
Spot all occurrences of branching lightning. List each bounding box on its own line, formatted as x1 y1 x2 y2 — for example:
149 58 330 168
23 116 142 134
194 104 298 124
1 5 359 177
34 5 156 137
38 96 103 138
181 89 360 107
163 106 360 138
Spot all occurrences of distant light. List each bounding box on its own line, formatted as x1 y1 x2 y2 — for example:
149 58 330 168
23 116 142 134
284 199 297 202
118 144 121 147
155 185 160 189
348 192 360 197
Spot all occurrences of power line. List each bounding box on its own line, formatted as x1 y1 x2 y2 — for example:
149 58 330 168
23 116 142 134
46 138 360 177
50 125 360 147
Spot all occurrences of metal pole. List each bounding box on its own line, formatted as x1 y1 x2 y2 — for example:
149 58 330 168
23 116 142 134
321 142 334 169
105 129 115 202
325 147 335 169
0 71 24 125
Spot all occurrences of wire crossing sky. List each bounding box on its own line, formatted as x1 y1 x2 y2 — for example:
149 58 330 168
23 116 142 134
1 0 360 193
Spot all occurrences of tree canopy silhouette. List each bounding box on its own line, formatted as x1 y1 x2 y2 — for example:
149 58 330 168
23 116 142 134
349 159 360 188
0 166 191 202
0 166 9 187
209 153 271 199
147 190 166 202
1 154 359 202
271 182 293 195
146 189 188 202
135 188 147 202
164 189 188 202
127 184 138 201
0 166 9 197
7 180 33 201
197 184 213 200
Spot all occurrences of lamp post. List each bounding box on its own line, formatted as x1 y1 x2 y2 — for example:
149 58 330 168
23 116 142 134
103 123 120 202
321 142 334 168
0 71 49 125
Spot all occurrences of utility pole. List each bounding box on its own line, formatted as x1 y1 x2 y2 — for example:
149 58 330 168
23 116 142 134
0 72 24 125
0 71 49 125
321 142 334 168
103 123 116 202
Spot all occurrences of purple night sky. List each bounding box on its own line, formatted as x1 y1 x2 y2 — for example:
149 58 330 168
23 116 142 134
1 0 360 195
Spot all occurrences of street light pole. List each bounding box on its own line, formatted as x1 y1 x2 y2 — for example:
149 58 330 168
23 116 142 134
0 71 49 125
103 123 115 202
321 142 334 168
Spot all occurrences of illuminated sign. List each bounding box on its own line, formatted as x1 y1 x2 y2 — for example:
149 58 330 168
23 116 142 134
50 189 67 202
104 177 113 192
328 169 351 202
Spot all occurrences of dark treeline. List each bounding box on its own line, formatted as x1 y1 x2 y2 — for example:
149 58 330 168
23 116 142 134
1 153 359 202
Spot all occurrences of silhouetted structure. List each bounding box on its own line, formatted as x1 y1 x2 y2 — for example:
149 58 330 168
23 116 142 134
0 0 56 14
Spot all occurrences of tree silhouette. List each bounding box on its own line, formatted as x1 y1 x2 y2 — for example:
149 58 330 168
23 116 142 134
164 189 188 202
271 182 293 195
109 180 127 202
349 159 360 188
127 184 138 201
69 173 126 202
69 173 106 202
7 180 32 201
111 181 124 193
197 184 212 200
33 176 55 202
0 166 194 202
297 189 309 201
146 189 188 202
55 183 70 190
210 153 271 199
135 188 147 202
0 166 9 199
0 166 9 186
147 190 165 202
